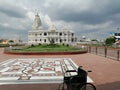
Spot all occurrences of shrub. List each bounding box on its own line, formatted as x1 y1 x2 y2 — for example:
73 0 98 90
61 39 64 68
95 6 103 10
66 44 69 47
31 44 34 47
38 43 41 46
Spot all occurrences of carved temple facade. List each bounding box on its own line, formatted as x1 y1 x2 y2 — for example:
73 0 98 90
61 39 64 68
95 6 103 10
28 13 77 45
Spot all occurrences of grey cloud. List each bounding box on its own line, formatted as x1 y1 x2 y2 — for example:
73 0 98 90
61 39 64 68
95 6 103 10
0 24 28 41
42 0 120 25
0 0 120 41
0 3 26 18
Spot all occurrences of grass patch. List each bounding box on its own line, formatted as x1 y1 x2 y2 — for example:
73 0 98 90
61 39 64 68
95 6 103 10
11 44 81 52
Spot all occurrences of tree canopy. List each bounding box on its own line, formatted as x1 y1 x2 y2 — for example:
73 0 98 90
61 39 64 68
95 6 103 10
105 36 115 46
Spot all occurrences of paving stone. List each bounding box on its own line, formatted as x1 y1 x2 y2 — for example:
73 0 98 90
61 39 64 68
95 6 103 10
0 58 93 84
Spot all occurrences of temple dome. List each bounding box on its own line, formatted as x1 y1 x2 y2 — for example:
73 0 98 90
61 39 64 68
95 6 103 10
49 25 57 31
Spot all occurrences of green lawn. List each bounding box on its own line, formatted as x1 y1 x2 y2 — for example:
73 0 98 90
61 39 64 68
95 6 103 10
12 44 81 52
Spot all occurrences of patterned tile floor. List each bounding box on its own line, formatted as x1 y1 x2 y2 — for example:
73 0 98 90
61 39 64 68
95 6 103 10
0 58 93 84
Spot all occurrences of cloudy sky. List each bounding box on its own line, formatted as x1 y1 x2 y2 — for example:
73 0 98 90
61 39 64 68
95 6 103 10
0 0 120 41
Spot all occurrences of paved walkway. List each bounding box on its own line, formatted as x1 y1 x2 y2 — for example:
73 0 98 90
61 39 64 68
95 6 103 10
0 58 87 84
0 48 120 90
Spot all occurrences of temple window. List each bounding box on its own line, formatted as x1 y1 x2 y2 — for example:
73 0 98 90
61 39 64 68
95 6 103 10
59 33 62 36
44 32 47 36
44 39 46 42
35 39 37 41
35 33 37 36
71 33 74 36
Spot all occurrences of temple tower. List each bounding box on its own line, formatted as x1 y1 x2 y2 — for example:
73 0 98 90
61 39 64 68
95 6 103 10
32 13 42 30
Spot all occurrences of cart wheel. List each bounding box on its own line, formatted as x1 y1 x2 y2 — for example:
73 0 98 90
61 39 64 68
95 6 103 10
80 83 96 90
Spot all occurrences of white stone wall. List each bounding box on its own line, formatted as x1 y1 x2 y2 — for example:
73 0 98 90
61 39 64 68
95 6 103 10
28 30 77 45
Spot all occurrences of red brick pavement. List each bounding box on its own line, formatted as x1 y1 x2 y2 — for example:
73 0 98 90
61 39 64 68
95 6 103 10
0 48 120 90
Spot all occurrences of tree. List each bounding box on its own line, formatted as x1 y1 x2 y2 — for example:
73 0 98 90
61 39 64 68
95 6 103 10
9 40 14 43
105 36 115 46
50 38 55 45
48 37 55 45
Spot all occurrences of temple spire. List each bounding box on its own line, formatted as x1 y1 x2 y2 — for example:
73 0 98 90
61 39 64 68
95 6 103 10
32 12 42 30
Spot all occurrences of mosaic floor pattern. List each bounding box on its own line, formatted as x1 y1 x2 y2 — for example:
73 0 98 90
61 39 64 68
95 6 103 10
0 58 93 84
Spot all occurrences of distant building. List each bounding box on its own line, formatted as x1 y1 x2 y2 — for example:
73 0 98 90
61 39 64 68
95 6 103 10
114 33 120 44
11 39 23 45
0 39 8 44
28 13 77 45
114 33 120 39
